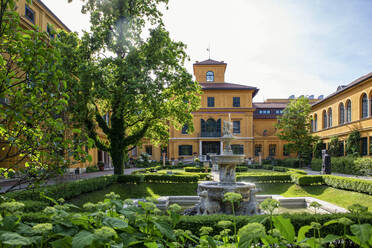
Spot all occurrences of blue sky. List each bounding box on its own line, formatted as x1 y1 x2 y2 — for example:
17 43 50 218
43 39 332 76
42 0 372 101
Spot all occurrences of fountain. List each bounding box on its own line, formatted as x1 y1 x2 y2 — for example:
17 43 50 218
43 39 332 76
189 116 260 215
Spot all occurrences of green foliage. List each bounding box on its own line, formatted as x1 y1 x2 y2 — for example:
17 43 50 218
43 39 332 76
291 175 324 186
311 156 371 176
313 139 324 159
5 175 117 202
184 167 211 173
0 0 90 188
237 174 292 183
86 165 99 173
311 158 322 171
329 136 342 157
276 97 316 166
346 130 361 156
354 157 372 176
323 175 372 195
64 0 201 175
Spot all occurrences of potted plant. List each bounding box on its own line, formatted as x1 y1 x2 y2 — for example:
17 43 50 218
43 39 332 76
97 161 105 171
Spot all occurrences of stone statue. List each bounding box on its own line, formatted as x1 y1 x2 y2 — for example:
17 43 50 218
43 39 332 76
197 190 220 215
239 189 260 215
223 120 233 137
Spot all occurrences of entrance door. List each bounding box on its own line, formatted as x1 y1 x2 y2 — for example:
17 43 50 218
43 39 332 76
202 141 220 155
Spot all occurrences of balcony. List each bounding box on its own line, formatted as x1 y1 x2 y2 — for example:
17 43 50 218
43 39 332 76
199 131 222 138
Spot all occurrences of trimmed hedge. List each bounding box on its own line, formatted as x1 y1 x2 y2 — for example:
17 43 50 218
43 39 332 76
323 175 372 194
5 175 118 202
237 174 291 183
291 174 324 186
311 156 372 176
184 167 211 173
117 174 199 183
172 213 372 237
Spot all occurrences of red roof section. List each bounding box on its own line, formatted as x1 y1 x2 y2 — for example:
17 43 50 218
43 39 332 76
312 72 372 107
194 59 227 65
200 82 259 97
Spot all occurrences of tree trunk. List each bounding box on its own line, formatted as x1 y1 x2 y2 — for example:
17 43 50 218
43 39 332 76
111 145 124 175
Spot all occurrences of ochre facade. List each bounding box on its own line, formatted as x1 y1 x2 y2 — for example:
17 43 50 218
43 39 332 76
310 73 372 155
134 59 294 163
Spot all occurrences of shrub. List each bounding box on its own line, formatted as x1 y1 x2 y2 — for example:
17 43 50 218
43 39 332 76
117 175 144 184
311 158 322 171
21 200 50 213
262 164 273 170
354 157 372 176
86 165 99 173
279 158 301 168
5 175 118 202
174 213 372 237
323 175 372 194
291 175 323 186
143 174 199 183
184 167 210 173
272 166 288 172
237 174 291 183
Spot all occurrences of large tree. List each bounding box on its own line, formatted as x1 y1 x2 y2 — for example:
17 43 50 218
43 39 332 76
276 97 316 166
67 0 200 174
0 0 89 190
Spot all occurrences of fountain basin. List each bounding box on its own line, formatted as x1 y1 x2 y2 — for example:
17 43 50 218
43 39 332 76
198 181 256 201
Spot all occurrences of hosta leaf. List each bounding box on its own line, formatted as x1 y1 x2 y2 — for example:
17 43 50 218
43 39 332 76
0 232 32 246
273 215 295 243
50 236 72 248
153 220 176 240
102 217 128 230
297 225 311 243
145 241 158 248
72 230 96 248
350 224 372 246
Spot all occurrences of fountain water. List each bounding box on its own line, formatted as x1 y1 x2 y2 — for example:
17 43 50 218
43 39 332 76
190 116 260 215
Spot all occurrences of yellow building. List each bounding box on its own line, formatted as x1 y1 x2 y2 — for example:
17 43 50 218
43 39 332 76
310 72 372 156
135 59 294 163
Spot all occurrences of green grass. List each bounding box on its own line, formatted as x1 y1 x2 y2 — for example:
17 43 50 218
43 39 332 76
68 183 198 207
257 183 372 211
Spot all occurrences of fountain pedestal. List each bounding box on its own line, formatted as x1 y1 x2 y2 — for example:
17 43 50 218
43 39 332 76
192 118 260 215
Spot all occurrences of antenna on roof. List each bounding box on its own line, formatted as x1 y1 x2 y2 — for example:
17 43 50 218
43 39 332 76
207 43 211 59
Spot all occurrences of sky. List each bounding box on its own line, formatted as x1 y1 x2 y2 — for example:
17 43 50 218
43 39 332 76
42 0 372 102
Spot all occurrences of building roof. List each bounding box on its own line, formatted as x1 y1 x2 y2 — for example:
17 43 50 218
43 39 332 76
253 102 288 109
37 0 71 32
194 59 227 65
312 72 372 108
200 82 259 97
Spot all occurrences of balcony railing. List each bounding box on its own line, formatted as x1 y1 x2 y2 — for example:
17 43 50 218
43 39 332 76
199 132 221 138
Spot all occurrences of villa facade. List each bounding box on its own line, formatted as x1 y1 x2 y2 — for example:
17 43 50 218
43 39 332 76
135 59 293 162
310 73 372 156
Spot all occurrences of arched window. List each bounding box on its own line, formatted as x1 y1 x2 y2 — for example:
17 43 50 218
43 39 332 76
339 103 345 124
346 100 352 122
322 110 327 129
314 114 317 132
206 71 214 82
201 118 221 137
328 108 332 128
310 117 314 133
361 93 368 118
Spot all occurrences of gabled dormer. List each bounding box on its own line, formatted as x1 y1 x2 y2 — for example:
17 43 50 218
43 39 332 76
193 59 227 83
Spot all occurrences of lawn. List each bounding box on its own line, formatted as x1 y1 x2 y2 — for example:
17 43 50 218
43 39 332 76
257 183 372 211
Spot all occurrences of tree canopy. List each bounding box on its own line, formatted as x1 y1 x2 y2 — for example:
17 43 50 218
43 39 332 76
276 97 316 165
0 0 89 189
65 0 200 174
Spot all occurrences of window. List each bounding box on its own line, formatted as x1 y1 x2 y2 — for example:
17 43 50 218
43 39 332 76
179 145 192 156
346 100 352 122
258 109 271 114
233 97 240 107
201 118 221 137
254 144 262 156
362 93 368 118
275 110 282 114
233 121 240 134
25 5 35 24
310 119 314 133
145 145 153 155
206 71 214 82
181 124 188 134
231 144 244 155
269 144 276 156
328 108 332 128
339 103 345 124
314 114 318 131
283 144 290 156
207 97 215 107
361 137 368 156
102 113 109 125
322 110 327 129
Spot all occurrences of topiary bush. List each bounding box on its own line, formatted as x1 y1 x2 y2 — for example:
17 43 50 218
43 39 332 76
291 175 323 186
237 174 291 183
323 175 372 194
